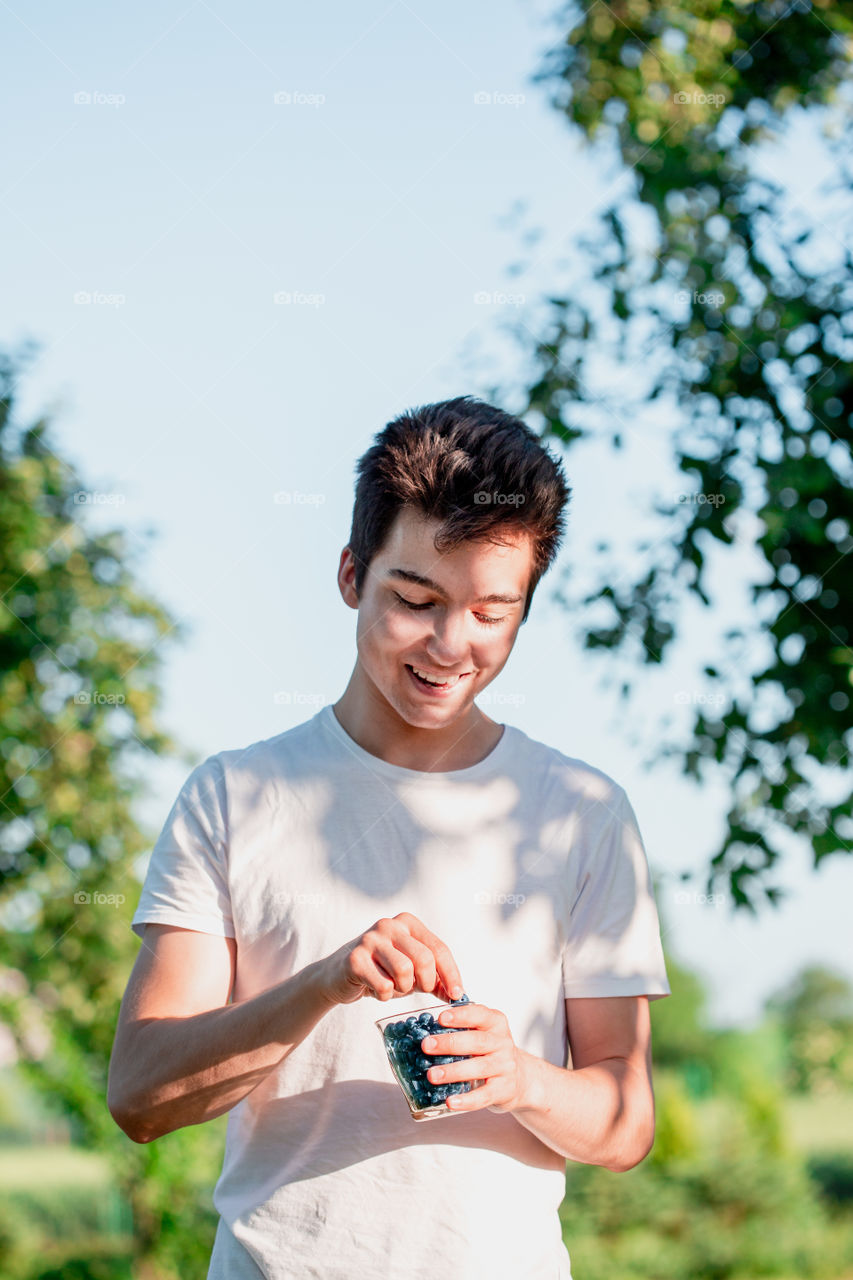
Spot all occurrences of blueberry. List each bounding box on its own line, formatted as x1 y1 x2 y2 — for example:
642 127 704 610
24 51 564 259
450 993 470 1005
382 1004 478 1111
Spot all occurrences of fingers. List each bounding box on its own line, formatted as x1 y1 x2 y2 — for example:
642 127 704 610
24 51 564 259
348 927 433 999
393 912 464 1000
349 914 464 1002
346 941 398 1000
368 931 437 998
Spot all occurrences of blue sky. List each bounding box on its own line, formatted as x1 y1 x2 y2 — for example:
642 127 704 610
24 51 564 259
3 0 851 1026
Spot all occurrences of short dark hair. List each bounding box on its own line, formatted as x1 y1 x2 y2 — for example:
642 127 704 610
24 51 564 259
347 395 571 624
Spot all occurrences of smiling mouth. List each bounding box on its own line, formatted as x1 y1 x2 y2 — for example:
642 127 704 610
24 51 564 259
406 664 472 689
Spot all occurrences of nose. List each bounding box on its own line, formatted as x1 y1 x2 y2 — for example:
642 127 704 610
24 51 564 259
423 609 470 666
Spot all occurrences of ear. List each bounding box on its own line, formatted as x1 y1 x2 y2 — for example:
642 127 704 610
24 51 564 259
337 546 360 610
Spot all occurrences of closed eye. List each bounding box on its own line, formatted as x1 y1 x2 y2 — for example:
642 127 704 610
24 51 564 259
393 592 506 627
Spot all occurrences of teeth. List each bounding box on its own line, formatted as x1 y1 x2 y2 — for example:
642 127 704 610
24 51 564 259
411 666 464 687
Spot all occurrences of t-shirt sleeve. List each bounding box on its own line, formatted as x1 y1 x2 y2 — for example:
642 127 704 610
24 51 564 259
561 783 670 1001
131 755 234 940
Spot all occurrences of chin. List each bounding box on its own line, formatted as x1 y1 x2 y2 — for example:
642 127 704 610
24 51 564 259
394 685 472 724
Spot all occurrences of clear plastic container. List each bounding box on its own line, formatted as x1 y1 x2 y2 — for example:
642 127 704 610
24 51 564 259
376 1002 485 1122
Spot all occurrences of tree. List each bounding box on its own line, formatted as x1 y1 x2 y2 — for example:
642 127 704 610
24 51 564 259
765 963 853 1091
0 341 221 1275
508 0 853 910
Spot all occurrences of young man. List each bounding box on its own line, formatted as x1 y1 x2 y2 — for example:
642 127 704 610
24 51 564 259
108 396 671 1279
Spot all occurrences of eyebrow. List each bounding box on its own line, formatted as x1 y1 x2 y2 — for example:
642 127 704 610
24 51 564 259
385 568 524 606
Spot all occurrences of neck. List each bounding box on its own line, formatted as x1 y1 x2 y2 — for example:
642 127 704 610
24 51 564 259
332 667 502 772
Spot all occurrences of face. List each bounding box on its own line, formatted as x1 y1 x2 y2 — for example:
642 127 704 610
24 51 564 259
336 507 533 730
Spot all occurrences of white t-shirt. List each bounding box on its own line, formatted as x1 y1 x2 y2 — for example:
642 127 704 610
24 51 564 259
131 704 671 1280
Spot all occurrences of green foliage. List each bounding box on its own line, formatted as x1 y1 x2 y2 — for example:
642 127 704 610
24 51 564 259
765 964 853 1091
650 945 714 1070
648 1070 700 1163
704 1018 788 1095
561 1108 851 1279
0 343 220 1274
515 0 853 910
808 1152 853 1209
649 936 791 1102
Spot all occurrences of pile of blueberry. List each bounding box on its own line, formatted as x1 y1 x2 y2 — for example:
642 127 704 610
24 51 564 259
382 994 475 1111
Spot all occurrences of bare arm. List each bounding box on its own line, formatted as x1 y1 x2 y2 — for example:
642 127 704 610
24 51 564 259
107 912 465 1144
107 924 335 1143
511 995 656 1171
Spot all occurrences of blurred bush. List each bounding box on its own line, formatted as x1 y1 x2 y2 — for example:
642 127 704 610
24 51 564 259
765 965 853 1094
561 1103 852 1279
